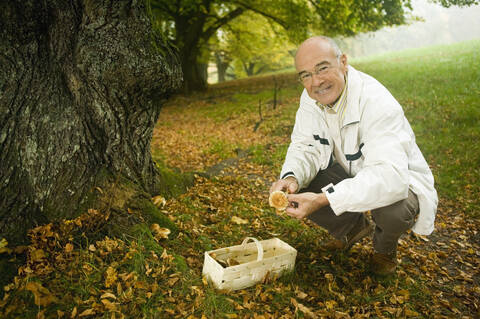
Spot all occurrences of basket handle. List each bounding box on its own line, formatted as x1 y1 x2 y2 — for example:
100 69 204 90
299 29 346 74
241 237 263 261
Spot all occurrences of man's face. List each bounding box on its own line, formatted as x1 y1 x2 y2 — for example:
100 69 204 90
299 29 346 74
295 41 348 105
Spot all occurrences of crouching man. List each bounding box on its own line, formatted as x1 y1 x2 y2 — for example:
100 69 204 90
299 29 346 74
269 36 438 275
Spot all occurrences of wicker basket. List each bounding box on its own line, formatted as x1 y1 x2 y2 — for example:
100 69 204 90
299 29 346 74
202 237 297 291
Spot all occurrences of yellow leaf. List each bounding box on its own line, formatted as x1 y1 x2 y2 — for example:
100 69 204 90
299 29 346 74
231 216 248 225
152 195 166 207
404 308 420 317
0 238 11 254
30 249 46 262
100 292 117 300
25 281 58 307
105 266 117 288
167 277 180 287
0 238 7 249
65 243 74 253
325 300 337 310
71 306 77 318
151 224 170 240
101 299 117 311
78 308 95 317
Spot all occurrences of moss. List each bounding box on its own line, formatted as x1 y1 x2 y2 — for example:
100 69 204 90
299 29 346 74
137 199 178 233
152 151 195 199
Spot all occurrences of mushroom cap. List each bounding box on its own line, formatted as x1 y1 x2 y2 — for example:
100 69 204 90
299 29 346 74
269 191 289 211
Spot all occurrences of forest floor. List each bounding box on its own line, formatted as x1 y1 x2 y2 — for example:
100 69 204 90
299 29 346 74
1 40 479 318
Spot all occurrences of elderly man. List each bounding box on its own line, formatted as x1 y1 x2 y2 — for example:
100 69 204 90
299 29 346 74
269 36 438 275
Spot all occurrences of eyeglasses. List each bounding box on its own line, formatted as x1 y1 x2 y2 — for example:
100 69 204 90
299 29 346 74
298 56 341 84
298 64 333 84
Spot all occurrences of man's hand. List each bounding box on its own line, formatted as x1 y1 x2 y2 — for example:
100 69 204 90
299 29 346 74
285 192 329 220
269 176 299 194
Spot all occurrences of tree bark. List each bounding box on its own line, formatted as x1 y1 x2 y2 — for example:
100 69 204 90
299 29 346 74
215 52 230 83
0 0 182 244
177 46 208 92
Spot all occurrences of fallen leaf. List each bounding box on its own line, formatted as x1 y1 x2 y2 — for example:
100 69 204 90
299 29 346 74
151 224 171 240
152 195 166 207
71 306 77 318
65 243 74 253
100 292 117 300
0 238 12 254
78 308 95 317
291 298 318 318
25 281 58 307
231 216 248 224
105 267 117 288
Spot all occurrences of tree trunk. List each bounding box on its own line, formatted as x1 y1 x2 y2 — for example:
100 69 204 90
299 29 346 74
244 62 256 77
179 50 208 92
0 0 182 245
215 52 230 83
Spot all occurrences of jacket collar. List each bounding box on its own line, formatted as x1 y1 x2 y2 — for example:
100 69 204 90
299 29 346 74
342 65 362 128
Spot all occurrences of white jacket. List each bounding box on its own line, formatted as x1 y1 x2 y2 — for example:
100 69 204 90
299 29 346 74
281 66 438 235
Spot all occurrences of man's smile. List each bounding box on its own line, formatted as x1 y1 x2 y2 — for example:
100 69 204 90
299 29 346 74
313 85 332 95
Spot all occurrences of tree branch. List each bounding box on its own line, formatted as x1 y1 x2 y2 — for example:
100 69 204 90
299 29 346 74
202 7 245 40
150 1 175 17
233 1 288 29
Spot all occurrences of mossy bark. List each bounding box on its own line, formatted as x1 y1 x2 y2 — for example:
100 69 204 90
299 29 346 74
0 0 182 245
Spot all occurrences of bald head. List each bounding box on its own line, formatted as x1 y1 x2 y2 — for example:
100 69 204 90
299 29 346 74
295 36 342 69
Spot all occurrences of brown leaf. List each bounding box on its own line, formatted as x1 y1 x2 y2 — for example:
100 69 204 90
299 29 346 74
291 298 318 319
78 308 95 317
65 243 74 253
151 224 171 240
25 281 58 307
30 249 47 262
104 267 117 288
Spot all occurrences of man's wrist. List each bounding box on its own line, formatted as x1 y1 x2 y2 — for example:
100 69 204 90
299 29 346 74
314 193 329 209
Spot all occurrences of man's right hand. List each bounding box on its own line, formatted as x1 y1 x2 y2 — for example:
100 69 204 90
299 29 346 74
269 176 299 194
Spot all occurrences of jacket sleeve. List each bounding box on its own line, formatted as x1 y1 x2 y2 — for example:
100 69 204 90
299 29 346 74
325 99 411 215
280 95 331 189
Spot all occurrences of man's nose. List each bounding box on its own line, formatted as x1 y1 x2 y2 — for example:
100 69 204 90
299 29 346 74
311 73 324 86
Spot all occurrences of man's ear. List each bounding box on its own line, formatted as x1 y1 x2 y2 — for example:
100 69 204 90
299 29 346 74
340 54 348 70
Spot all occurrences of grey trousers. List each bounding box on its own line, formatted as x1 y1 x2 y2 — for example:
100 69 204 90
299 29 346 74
302 163 419 254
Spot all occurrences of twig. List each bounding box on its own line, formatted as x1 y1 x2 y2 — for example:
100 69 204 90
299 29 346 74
253 99 263 132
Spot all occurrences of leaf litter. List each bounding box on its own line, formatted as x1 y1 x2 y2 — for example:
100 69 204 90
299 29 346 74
1 75 479 318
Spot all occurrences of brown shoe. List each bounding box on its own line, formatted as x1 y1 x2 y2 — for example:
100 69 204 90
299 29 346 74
371 251 397 275
323 220 374 251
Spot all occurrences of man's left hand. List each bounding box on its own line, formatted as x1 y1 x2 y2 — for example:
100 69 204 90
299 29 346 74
285 192 329 219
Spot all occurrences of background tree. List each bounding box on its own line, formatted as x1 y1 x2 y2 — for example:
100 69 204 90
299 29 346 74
0 0 183 246
152 0 475 92
151 0 309 92
215 13 294 79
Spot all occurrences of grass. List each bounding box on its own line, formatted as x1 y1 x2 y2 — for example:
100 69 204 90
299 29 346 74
1 40 479 318
351 39 480 215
